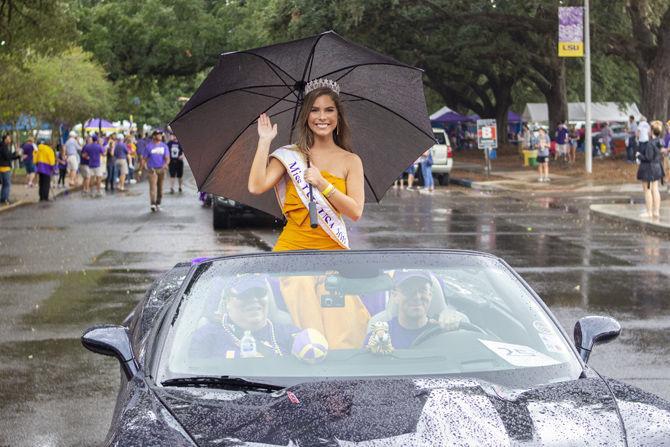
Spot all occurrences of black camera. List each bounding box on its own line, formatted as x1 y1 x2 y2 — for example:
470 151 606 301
321 275 345 307
321 293 345 308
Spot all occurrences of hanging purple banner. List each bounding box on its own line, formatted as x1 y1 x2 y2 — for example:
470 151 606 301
558 7 584 57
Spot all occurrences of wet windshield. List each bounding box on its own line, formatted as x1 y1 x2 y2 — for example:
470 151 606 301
157 252 582 388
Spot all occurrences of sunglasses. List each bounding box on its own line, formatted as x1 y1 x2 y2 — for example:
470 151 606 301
231 287 268 301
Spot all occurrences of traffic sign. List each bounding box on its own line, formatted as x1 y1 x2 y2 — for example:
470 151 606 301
477 119 497 149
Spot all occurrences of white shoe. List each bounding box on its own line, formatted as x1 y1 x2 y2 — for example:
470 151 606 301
150 204 157 212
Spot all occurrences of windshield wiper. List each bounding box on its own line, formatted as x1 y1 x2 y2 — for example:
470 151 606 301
161 376 283 393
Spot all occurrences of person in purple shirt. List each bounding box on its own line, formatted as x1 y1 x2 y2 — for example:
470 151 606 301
79 136 92 194
365 271 468 350
189 275 299 360
134 133 147 181
21 137 37 188
142 130 169 211
555 121 569 162
113 134 130 191
82 135 105 196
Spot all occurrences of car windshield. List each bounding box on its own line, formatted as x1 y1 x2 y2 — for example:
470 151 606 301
156 251 582 389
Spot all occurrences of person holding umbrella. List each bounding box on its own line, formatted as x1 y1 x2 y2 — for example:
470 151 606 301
248 81 364 251
171 31 435 248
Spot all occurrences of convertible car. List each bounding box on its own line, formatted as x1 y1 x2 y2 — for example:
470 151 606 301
82 249 670 446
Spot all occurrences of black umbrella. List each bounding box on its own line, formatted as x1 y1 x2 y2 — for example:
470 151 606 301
170 31 435 218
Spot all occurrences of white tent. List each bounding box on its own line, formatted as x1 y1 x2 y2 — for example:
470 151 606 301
522 102 640 123
429 106 452 120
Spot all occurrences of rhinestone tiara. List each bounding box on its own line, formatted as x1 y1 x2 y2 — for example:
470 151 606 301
304 78 340 96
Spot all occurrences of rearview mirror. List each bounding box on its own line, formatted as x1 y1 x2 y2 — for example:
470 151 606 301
81 324 138 379
573 316 621 364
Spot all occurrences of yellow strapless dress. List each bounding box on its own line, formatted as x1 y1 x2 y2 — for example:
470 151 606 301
273 171 347 251
273 172 367 348
278 276 370 349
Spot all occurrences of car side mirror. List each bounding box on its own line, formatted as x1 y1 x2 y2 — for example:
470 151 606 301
81 324 138 380
573 316 621 364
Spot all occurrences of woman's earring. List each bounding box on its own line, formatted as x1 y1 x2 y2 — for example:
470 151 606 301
335 126 339 136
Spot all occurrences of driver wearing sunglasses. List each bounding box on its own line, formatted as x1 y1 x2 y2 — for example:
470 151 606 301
189 274 298 359
365 271 469 350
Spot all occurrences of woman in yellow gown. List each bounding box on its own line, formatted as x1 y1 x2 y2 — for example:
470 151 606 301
247 79 368 348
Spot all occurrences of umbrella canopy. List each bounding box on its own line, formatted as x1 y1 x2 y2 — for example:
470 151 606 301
84 118 116 133
522 102 640 123
431 110 470 123
464 112 521 123
170 31 434 218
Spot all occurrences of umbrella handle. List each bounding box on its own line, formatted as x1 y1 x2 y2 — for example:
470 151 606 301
308 199 318 229
307 159 318 228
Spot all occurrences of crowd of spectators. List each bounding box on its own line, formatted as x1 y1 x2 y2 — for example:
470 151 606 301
0 129 185 209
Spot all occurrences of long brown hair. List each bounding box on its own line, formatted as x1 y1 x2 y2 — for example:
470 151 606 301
293 87 353 161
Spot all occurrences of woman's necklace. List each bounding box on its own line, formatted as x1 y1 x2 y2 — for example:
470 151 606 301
221 314 283 356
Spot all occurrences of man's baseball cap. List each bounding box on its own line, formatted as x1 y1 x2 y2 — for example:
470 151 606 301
393 270 433 287
225 274 269 300
91 135 98 141
151 129 163 136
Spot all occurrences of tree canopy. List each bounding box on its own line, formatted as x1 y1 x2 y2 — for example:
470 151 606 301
2 0 668 134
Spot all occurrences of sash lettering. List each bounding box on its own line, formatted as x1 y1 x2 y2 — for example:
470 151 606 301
270 146 349 249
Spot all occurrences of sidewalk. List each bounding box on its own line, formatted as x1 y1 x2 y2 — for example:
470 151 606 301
589 204 670 234
451 161 642 194
0 177 80 214
450 157 670 233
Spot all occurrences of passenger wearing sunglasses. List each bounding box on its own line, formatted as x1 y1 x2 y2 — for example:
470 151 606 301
189 275 299 359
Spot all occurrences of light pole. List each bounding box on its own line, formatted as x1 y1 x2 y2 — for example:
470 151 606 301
584 0 592 173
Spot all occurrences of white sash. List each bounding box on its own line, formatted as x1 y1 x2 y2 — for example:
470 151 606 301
270 146 349 249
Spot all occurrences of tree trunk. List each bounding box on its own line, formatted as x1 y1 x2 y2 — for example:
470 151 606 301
484 75 515 146
638 63 670 121
545 61 568 136
624 2 670 121
495 107 509 146
493 88 512 146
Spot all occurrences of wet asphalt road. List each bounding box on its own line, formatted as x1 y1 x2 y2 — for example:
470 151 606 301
0 169 669 446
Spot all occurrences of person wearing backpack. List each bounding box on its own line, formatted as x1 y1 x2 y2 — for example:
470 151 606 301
636 120 664 219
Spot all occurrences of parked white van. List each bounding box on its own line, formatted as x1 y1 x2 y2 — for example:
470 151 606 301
429 127 453 185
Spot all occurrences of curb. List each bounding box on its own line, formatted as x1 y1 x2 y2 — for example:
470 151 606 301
0 199 28 214
449 177 501 191
589 204 670 234
0 185 80 215
449 177 473 188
